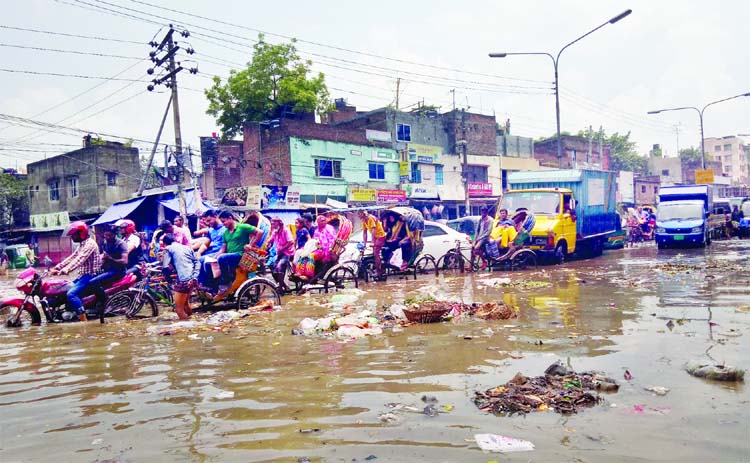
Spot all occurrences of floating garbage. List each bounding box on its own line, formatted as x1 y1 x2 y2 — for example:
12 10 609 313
474 433 535 453
294 311 383 340
644 386 670 396
474 362 618 415
685 362 745 382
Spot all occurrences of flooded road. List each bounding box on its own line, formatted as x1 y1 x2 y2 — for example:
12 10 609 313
1 241 749 462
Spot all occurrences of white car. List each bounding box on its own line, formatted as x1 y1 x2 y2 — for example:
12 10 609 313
341 220 472 263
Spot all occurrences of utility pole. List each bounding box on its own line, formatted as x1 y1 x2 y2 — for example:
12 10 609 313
148 25 198 217
598 126 604 167
450 89 456 111
138 97 172 196
587 125 593 166
460 109 470 216
675 124 681 155
395 78 400 110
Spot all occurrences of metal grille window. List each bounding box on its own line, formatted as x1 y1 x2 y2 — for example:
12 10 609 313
368 163 385 180
435 165 444 185
68 177 78 198
48 180 59 201
315 159 342 178
411 162 421 183
106 172 117 186
397 123 411 142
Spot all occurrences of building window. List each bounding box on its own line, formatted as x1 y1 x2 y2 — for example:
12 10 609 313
397 123 411 142
106 172 117 186
411 162 421 183
723 144 732 151
315 158 342 178
368 163 385 180
661 169 669 176
653 186 658 193
724 165 732 173
68 177 79 198
48 180 59 201
714 145 721 152
435 165 444 185
641 185 646 193
464 165 488 183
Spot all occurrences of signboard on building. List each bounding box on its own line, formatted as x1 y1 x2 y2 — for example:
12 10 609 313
408 144 442 163
246 186 261 208
261 185 300 208
695 169 715 184
467 182 493 197
403 184 439 199
377 189 407 204
30 211 70 231
618 171 634 204
349 188 377 202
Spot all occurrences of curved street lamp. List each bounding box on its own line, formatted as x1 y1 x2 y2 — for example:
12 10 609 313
648 92 750 170
489 9 632 167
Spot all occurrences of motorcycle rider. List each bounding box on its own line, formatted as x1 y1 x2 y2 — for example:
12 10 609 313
115 219 145 275
89 225 128 316
50 221 102 322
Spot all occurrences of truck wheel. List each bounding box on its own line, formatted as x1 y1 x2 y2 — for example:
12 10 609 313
554 242 567 265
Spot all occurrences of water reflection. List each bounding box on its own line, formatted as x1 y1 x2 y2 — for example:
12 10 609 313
0 241 749 461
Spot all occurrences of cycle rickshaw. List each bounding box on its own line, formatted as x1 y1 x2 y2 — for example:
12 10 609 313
195 210 282 310
369 206 437 280
286 211 358 294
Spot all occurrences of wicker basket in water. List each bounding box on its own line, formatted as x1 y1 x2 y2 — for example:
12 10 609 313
403 301 452 323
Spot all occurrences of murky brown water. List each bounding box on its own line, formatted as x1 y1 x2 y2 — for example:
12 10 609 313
1 241 749 462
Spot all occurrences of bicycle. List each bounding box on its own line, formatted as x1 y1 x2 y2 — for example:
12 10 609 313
435 239 476 275
101 263 167 322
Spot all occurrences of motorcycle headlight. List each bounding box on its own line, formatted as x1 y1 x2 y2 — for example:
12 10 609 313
655 227 665 233
14 277 32 289
691 227 702 233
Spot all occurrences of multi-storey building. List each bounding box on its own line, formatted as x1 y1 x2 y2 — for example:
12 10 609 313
703 136 749 186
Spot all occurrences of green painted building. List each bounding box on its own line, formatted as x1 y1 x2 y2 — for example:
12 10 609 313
289 137 400 203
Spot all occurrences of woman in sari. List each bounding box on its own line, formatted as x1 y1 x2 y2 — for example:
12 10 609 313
311 215 337 263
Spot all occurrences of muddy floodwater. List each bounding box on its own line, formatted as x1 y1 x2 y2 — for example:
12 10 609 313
1 241 749 462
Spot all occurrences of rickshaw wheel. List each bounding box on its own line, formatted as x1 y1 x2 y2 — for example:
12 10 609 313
510 250 537 270
236 278 281 309
324 266 358 293
414 255 437 278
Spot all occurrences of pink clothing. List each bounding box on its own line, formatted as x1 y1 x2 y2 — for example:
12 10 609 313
273 227 295 257
313 224 337 262
172 227 190 246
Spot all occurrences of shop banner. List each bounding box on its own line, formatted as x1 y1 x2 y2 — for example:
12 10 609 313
261 185 300 208
246 186 262 208
30 211 70 231
377 189 407 204
349 188 377 202
403 184 439 199
408 143 442 163
468 182 493 197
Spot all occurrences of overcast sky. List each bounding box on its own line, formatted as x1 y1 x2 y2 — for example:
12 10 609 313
1 0 748 171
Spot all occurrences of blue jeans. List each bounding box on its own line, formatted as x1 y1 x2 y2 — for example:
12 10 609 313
89 269 126 304
199 253 241 291
66 274 96 315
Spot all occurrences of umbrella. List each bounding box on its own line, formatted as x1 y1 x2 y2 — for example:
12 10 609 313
386 206 425 231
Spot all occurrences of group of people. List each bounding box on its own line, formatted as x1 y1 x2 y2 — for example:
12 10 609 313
357 210 414 276
470 207 535 268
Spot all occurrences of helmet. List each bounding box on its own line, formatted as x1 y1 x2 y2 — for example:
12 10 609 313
115 219 136 234
62 221 89 240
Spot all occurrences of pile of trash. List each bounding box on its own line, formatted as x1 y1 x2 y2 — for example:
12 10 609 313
294 310 383 340
146 300 277 336
477 277 550 290
686 361 745 382
473 361 618 415
398 299 518 323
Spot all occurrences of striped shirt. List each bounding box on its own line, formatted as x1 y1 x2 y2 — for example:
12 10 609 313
55 237 101 278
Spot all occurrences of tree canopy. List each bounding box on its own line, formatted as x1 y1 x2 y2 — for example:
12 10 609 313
564 128 647 174
0 173 29 229
679 147 703 163
205 34 333 139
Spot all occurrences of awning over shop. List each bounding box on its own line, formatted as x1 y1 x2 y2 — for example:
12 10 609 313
159 196 212 215
92 197 146 225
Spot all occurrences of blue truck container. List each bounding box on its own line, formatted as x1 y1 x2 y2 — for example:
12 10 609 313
655 184 713 249
503 169 618 260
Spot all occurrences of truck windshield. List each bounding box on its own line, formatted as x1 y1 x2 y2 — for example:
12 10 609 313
502 192 560 215
742 202 750 217
658 203 704 221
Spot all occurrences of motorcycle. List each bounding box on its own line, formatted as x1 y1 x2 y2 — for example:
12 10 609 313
1 267 138 327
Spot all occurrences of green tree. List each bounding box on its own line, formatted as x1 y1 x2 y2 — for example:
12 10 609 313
0 174 29 229
571 129 647 174
205 34 334 139
679 147 703 163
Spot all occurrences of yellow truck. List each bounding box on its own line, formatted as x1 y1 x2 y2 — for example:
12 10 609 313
497 169 618 262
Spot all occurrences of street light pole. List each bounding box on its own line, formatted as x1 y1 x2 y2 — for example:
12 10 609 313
648 92 750 170
489 9 632 168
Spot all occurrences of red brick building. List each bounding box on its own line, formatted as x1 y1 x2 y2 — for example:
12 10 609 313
534 135 611 170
